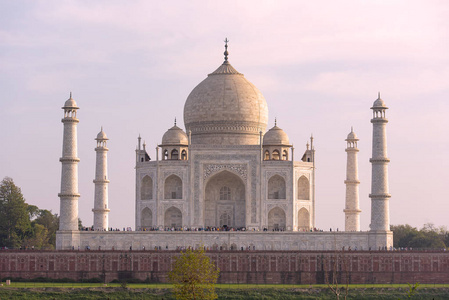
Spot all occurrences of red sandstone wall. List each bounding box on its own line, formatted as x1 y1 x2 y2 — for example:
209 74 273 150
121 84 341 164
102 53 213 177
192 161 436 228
1 250 448 284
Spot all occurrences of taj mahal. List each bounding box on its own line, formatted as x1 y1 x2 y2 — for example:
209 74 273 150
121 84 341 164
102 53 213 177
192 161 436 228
56 42 393 251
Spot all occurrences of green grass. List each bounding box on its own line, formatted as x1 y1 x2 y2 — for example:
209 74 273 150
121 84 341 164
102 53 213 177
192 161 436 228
1 283 449 299
3 282 449 289
0 287 449 300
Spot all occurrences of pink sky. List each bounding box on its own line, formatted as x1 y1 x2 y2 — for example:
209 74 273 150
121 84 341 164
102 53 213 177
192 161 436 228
1 1 448 231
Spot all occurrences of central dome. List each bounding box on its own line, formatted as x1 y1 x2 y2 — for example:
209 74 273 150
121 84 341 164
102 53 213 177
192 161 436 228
184 57 268 145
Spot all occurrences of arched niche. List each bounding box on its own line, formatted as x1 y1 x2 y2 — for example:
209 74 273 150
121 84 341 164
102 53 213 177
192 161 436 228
204 170 246 228
141 207 153 228
298 207 310 231
141 175 153 200
268 207 286 230
297 176 310 200
164 174 182 199
268 175 286 199
164 206 182 228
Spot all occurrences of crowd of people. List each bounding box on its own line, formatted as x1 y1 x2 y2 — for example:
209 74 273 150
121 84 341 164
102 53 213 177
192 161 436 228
80 225 343 232
80 226 133 231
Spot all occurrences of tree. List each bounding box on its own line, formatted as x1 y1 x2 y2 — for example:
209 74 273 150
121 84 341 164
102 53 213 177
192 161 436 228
23 223 50 249
391 225 419 248
23 209 59 249
169 247 220 300
0 177 31 248
391 224 447 249
323 253 350 300
34 209 59 247
27 204 40 220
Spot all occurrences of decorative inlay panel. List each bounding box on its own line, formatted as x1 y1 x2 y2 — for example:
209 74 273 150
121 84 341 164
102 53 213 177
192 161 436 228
163 171 184 179
266 171 287 179
203 164 247 180
266 203 288 212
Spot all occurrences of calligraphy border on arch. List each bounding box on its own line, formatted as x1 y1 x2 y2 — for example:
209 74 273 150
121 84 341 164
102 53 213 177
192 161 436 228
203 164 247 180
266 171 287 180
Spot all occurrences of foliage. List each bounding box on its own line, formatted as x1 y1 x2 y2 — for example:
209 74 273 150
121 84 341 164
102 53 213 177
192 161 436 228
22 209 59 249
0 286 448 300
33 209 59 247
0 176 63 249
391 224 447 249
406 282 419 298
22 223 49 249
322 254 350 300
27 204 40 220
168 247 220 300
120 280 128 289
0 177 31 248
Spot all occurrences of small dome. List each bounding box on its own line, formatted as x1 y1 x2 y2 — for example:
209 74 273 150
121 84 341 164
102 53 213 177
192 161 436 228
372 93 387 108
346 128 358 141
96 128 108 140
161 125 188 145
263 125 290 146
63 93 78 108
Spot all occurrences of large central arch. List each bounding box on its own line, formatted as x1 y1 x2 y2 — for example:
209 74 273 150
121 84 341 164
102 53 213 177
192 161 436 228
204 170 246 228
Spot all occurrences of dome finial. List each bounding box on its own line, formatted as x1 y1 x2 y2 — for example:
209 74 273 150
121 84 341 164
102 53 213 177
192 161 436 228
351 126 353 132
174 117 177 126
101 126 103 131
224 38 229 62
378 91 381 99
275 117 277 126
70 91 72 99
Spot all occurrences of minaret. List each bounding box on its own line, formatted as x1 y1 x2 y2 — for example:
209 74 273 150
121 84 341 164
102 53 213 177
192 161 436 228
92 127 110 230
58 93 80 231
369 93 391 231
344 127 361 231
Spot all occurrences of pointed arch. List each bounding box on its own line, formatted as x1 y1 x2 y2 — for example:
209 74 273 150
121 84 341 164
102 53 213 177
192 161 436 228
204 170 246 228
297 175 310 200
164 174 182 199
181 150 187 160
272 150 280 160
171 149 179 160
268 207 286 231
264 150 270 160
268 175 286 199
282 150 288 161
141 175 153 200
141 207 153 228
298 207 310 231
163 149 168 160
164 206 182 228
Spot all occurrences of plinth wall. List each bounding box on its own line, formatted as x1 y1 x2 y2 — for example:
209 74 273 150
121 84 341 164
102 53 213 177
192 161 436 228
56 231 392 251
1 250 449 284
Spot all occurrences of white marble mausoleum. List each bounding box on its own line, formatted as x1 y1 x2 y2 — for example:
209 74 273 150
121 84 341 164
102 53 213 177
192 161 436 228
56 42 393 251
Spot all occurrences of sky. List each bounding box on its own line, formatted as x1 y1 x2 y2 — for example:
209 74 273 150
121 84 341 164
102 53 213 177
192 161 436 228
1 0 448 231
